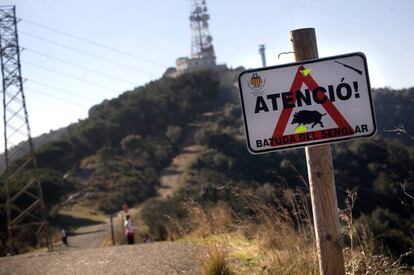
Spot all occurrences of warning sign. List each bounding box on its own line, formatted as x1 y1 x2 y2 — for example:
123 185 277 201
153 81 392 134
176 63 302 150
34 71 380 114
238 52 376 154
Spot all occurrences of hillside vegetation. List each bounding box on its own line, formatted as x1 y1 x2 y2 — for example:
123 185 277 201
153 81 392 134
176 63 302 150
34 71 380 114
0 70 413 272
138 87 414 271
0 69 233 253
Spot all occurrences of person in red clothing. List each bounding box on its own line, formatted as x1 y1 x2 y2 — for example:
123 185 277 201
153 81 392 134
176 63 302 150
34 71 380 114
124 215 134 244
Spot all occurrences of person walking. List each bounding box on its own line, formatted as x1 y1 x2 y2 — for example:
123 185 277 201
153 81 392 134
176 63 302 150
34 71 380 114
124 215 135 245
61 228 68 246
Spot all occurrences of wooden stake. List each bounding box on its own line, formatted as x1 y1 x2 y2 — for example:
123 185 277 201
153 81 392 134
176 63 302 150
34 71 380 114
110 214 115 246
291 28 345 275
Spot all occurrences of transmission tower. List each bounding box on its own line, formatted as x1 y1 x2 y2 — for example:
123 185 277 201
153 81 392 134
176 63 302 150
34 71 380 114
0 5 51 253
189 0 215 60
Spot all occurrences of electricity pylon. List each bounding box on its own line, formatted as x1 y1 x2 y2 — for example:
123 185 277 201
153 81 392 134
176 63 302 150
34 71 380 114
0 5 51 253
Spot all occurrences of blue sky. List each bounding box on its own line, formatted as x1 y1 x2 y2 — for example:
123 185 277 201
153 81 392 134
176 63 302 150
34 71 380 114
1 0 413 144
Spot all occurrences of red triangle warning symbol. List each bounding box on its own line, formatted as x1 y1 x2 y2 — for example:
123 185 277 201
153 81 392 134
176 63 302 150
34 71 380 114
271 65 353 145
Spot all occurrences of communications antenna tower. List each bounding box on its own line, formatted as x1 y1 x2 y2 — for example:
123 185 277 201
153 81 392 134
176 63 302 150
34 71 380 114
190 0 215 59
0 5 51 253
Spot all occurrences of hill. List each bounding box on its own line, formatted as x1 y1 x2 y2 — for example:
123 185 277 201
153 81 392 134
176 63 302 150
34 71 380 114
0 127 66 172
138 90 414 263
0 68 239 252
0 69 413 269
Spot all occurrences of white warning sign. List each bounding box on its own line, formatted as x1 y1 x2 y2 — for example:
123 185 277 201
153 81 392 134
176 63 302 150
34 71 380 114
238 52 376 154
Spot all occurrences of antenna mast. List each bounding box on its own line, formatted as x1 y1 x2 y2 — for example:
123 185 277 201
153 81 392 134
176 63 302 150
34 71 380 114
190 0 215 59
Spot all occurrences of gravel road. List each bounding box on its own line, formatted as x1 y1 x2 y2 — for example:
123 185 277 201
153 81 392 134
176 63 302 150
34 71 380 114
0 242 202 275
65 221 109 250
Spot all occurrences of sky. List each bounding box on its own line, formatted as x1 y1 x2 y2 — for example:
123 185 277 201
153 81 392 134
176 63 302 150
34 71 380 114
1 0 413 148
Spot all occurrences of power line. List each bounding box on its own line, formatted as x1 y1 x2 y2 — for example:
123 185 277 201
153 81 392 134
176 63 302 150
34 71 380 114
19 17 166 68
20 32 156 76
22 60 120 92
27 79 97 102
26 87 88 107
24 47 136 85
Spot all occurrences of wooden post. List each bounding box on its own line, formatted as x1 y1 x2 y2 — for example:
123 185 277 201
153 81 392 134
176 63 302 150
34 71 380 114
291 28 345 275
110 214 115 246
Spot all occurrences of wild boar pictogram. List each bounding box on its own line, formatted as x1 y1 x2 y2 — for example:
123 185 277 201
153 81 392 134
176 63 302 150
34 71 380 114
291 110 326 128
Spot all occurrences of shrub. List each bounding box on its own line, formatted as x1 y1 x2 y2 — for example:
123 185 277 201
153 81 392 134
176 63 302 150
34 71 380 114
202 242 234 275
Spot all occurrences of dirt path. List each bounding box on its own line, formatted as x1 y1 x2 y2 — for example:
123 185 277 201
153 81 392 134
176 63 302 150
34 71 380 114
106 121 207 244
158 143 203 198
0 242 202 275
51 208 109 251
103 113 220 247
61 222 109 251
44 112 217 261
53 127 203 250
157 113 219 199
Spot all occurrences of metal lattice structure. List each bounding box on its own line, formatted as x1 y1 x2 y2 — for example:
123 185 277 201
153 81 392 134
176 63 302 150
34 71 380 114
0 5 51 253
190 0 215 59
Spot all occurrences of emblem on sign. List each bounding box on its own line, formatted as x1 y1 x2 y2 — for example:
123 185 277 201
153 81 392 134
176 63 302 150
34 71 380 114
247 73 265 95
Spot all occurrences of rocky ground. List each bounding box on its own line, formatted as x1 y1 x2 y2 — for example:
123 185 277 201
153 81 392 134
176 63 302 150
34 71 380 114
56 220 108 251
0 242 202 275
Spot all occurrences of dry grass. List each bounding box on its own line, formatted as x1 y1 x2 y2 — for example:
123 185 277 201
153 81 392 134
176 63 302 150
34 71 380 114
202 241 234 275
183 200 233 238
180 185 412 274
238 187 318 274
344 247 411 275
180 186 319 274
339 188 413 274
58 205 107 223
